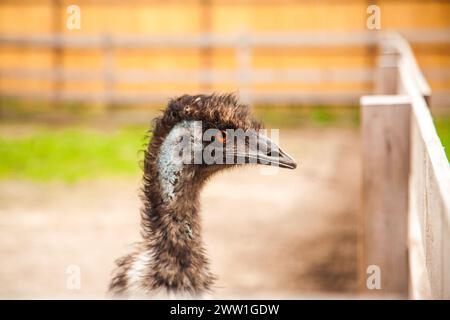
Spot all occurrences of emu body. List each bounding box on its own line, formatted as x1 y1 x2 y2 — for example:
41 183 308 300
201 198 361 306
109 94 296 298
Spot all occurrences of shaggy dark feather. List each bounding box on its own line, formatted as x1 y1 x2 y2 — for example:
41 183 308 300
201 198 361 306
109 94 261 298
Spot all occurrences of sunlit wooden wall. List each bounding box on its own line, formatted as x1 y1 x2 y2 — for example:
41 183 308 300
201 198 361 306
0 0 449 106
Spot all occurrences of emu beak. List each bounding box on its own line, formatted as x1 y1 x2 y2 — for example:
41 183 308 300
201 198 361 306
253 132 297 169
232 131 297 169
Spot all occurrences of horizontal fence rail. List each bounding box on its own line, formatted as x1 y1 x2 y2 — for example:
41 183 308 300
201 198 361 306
0 31 380 48
401 57 450 300
360 33 450 299
1 30 450 106
2 29 449 48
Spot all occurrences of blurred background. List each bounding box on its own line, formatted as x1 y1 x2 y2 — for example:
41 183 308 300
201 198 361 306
0 0 449 298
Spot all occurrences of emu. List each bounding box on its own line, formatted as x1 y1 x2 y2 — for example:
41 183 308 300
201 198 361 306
109 93 297 298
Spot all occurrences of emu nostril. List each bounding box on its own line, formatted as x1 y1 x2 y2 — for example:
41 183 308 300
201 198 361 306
268 150 280 158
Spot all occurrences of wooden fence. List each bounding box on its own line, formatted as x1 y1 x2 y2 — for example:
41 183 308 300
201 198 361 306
360 33 450 299
1 30 450 106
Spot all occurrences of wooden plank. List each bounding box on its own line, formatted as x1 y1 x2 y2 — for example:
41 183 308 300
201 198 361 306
408 115 431 299
375 42 399 95
387 33 432 104
0 31 377 48
398 45 450 299
1 29 449 49
360 95 411 298
424 151 444 298
0 88 370 105
444 216 450 299
0 67 375 83
410 116 427 240
408 186 432 299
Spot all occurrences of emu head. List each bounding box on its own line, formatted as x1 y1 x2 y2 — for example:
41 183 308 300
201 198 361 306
148 94 297 200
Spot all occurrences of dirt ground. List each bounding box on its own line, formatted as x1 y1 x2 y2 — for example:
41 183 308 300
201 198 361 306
0 127 360 299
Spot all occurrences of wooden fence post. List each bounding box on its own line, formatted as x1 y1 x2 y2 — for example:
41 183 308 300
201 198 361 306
102 33 115 105
51 0 63 105
359 95 412 298
236 33 252 105
375 42 399 95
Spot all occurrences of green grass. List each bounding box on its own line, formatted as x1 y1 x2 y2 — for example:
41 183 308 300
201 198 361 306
0 126 149 182
0 105 447 182
254 104 360 128
434 115 450 160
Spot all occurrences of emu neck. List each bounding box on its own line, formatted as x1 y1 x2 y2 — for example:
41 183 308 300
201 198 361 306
141 141 213 294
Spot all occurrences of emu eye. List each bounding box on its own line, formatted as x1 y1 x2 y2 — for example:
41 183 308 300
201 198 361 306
215 129 227 143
